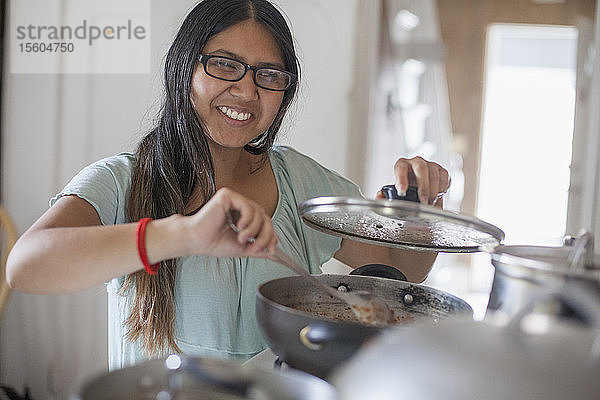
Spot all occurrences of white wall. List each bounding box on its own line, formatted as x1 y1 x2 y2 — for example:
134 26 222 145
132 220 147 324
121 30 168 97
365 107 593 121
274 0 358 176
0 0 361 398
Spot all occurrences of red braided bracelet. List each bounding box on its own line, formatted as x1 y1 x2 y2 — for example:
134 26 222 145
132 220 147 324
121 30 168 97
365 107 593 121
136 218 159 275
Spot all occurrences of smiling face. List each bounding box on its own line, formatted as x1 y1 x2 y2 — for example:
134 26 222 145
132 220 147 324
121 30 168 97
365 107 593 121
191 19 286 150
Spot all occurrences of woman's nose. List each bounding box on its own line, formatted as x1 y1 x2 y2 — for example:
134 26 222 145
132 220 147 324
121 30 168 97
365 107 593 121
229 71 259 100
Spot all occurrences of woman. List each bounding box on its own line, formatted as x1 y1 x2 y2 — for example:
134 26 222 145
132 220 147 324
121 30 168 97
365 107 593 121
6 0 450 369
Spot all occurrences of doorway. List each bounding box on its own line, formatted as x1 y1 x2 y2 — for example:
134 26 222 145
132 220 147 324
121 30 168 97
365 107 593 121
477 24 578 246
434 0 596 317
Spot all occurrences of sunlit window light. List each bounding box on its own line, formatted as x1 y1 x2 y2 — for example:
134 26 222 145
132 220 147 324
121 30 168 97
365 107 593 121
477 24 578 246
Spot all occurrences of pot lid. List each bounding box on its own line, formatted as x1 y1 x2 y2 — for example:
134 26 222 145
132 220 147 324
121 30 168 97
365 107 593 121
80 355 337 400
333 284 600 400
298 196 504 253
332 315 600 400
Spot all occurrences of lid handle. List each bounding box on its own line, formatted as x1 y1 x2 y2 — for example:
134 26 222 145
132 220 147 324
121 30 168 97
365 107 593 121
381 185 420 202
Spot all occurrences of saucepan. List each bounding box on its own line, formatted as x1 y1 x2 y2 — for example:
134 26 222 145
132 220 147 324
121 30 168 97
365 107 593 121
79 354 336 400
486 231 600 321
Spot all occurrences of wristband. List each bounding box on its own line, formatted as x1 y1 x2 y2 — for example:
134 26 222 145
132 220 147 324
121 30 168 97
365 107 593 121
136 217 159 275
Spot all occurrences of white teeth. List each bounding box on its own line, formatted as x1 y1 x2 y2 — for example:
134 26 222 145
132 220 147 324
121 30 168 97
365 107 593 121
218 106 251 121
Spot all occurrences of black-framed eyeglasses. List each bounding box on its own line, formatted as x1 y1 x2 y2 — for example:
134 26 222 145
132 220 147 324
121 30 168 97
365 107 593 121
198 54 296 91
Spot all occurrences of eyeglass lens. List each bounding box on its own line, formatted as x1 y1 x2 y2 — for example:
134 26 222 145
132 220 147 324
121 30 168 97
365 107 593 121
204 56 291 91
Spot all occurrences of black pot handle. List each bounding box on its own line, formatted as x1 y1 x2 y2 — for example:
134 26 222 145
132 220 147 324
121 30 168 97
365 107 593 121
350 263 407 282
381 184 420 203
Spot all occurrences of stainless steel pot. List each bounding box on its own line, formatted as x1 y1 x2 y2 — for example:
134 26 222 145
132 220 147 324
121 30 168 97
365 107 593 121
79 355 336 400
332 287 600 400
256 274 472 379
486 233 600 319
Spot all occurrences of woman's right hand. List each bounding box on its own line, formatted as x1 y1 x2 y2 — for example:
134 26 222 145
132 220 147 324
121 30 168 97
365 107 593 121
181 187 278 258
6 187 277 294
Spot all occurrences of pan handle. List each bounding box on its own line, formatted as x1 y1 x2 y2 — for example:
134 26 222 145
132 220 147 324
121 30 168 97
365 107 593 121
164 354 251 396
299 326 324 351
299 325 372 351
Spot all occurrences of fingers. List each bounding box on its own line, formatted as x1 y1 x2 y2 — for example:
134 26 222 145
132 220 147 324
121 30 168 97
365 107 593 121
427 164 439 205
215 188 278 256
393 157 450 206
237 206 277 256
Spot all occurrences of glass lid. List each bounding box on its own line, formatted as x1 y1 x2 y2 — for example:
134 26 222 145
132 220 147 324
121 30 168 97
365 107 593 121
298 196 505 253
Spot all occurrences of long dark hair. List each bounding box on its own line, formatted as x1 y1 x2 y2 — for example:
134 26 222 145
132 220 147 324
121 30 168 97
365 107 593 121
122 0 300 355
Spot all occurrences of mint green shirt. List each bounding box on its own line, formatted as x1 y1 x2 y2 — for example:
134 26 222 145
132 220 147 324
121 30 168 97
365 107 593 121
51 146 362 370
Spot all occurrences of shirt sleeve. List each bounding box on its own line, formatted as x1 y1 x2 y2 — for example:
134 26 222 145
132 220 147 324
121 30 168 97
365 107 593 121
49 153 134 226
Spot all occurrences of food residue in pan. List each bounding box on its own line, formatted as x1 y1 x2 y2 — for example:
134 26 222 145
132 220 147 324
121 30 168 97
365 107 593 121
289 302 415 325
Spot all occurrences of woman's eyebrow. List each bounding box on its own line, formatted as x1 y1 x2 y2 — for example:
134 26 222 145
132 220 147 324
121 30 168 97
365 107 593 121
208 49 286 70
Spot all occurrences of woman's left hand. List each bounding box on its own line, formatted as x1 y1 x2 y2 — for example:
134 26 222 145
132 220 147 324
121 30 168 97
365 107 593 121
377 156 450 207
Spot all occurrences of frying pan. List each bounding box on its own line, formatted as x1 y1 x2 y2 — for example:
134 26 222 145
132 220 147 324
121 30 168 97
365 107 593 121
256 273 472 379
